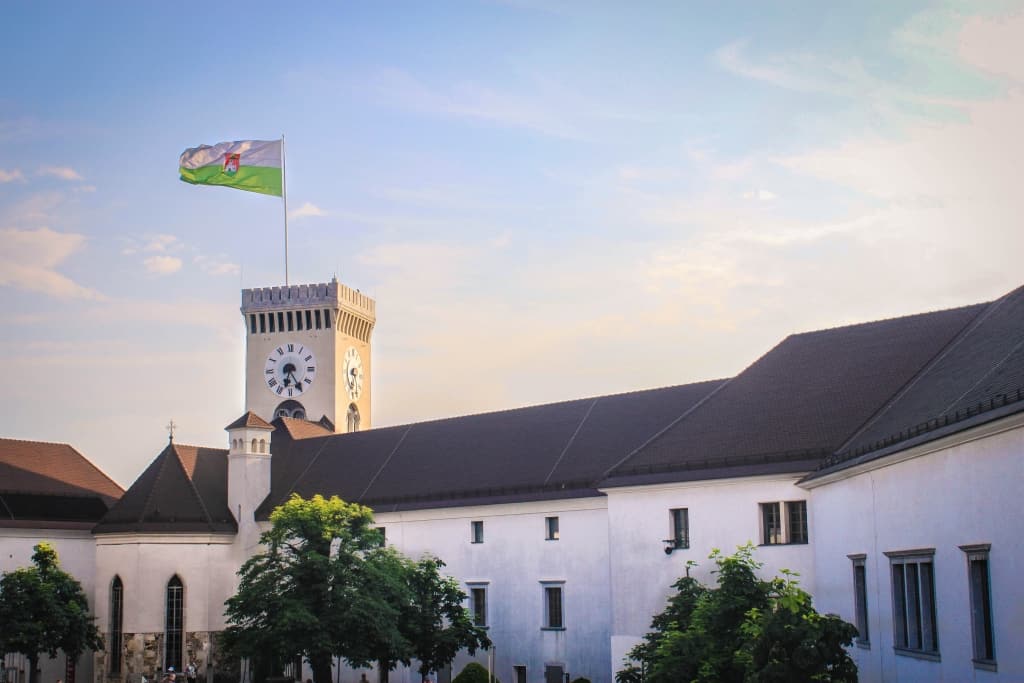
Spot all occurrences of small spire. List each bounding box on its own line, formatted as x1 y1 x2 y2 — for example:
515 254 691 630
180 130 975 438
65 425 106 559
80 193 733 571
166 419 177 442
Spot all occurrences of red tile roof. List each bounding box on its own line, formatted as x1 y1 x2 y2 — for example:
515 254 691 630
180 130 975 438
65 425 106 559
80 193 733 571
225 411 275 431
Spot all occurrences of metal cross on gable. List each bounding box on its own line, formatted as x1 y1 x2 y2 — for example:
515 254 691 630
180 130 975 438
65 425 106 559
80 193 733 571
166 419 177 442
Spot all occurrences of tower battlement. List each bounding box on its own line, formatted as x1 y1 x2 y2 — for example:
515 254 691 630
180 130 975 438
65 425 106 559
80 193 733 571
241 277 375 318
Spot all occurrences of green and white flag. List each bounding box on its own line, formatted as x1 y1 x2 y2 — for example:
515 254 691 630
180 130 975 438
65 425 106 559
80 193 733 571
179 139 283 196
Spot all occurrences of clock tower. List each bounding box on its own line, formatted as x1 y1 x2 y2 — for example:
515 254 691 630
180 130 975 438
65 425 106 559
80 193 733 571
241 278 375 431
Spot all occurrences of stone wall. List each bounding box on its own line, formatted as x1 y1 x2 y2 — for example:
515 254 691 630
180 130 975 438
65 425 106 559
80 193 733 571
95 632 220 683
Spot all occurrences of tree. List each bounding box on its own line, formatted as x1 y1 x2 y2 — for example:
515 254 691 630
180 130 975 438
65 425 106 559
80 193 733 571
616 545 857 683
223 494 381 683
0 543 104 683
403 556 490 681
223 494 490 683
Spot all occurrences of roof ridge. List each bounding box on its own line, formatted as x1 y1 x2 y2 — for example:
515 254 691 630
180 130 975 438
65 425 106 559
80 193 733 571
65 443 126 497
834 297 997 455
0 437 74 447
787 301 988 339
600 379 731 479
543 398 598 485
138 443 174 523
170 443 217 529
358 427 412 502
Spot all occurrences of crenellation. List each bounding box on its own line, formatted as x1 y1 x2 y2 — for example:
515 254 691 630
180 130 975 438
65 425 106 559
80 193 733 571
241 279 375 317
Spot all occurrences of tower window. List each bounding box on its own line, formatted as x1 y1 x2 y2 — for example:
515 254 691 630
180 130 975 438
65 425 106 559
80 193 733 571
346 403 361 432
268 312 276 333
315 310 322 329
305 310 312 329
277 312 284 332
259 313 266 334
296 310 303 330
323 309 332 328
287 311 294 331
275 400 306 420
249 314 257 335
251 438 258 452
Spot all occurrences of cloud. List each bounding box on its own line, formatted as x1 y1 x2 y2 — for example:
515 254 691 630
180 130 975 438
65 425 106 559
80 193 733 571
742 190 777 201
38 166 84 181
0 227 104 299
289 202 327 220
194 255 240 276
144 255 183 275
956 11 1024 84
0 169 24 183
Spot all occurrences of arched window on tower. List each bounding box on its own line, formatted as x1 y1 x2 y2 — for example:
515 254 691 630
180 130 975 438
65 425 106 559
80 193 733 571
109 576 123 674
165 575 183 672
259 439 266 454
346 404 360 433
274 400 306 420
251 438 258 452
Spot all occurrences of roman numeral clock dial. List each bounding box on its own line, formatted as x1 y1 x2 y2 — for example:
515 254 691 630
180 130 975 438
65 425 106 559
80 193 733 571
264 343 316 397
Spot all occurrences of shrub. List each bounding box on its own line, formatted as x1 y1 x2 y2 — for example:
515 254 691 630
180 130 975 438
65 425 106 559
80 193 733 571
452 662 500 683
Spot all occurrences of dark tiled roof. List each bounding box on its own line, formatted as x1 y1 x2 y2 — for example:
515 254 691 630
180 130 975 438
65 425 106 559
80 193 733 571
811 285 1024 476
225 411 275 431
93 441 237 534
0 438 123 527
603 302 987 486
256 381 726 516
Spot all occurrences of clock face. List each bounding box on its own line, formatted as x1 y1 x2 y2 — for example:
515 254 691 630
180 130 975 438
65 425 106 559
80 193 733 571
264 342 317 398
343 347 364 400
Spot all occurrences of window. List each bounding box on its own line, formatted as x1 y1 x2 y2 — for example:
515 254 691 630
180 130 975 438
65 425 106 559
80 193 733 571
109 576 123 674
249 314 257 335
761 501 808 545
543 665 564 683
469 585 487 627
165 575 184 671
545 516 559 541
471 520 484 544
886 549 938 658
542 583 564 629
849 554 869 647
670 508 689 549
961 544 995 668
513 666 526 683
375 527 386 547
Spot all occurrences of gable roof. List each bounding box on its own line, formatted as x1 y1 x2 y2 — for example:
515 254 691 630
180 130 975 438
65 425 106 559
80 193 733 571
276 416 334 440
93 441 236 534
602 301 988 487
808 284 1024 478
225 411 275 431
256 380 727 516
0 438 124 528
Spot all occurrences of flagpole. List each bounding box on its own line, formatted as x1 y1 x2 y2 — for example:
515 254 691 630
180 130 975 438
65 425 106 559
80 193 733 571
281 134 289 286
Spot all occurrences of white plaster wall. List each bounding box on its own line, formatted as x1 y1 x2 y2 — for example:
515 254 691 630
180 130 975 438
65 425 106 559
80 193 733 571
1 529 98 683
808 419 1024 682
603 475 816 679
93 535 238 641
374 496 611 683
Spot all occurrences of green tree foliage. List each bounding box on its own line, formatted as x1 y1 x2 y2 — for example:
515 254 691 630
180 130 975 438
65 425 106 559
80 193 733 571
0 543 104 683
223 494 488 683
451 662 499 683
616 545 857 683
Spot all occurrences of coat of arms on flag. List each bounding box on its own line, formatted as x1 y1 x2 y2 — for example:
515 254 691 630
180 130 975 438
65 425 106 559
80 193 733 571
223 152 241 175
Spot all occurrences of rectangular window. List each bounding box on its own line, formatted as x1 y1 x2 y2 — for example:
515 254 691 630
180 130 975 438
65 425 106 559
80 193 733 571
471 520 484 543
886 550 938 658
513 666 526 683
249 314 257 335
761 502 782 544
287 311 294 331
849 554 869 647
259 313 266 334
470 586 487 627
961 544 995 668
375 526 386 547
545 516 560 540
761 501 808 544
277 311 285 333
670 508 689 549
787 500 808 544
268 312 276 333
543 665 564 683
305 310 313 330
543 584 564 629
323 309 332 328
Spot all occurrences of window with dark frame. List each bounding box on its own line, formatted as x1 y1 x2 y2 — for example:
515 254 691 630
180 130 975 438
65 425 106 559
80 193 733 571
165 575 184 671
961 544 995 668
761 502 782 544
545 516 559 540
471 520 484 544
886 550 938 658
375 526 386 547
544 584 564 629
787 500 808 544
470 586 487 627
849 555 869 647
109 576 124 674
513 665 526 683
670 508 689 549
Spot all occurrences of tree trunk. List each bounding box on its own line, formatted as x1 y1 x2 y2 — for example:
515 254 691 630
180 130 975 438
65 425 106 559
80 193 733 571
28 654 39 683
376 662 389 683
309 652 332 683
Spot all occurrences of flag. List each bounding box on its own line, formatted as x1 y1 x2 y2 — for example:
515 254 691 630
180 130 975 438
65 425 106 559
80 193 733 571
179 139 283 196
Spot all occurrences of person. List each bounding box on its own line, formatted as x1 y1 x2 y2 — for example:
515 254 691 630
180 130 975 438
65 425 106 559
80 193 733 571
359 675 369 683
162 667 176 683
186 661 197 683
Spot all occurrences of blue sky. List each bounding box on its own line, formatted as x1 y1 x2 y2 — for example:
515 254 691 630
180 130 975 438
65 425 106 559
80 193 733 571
2 1 1023 486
